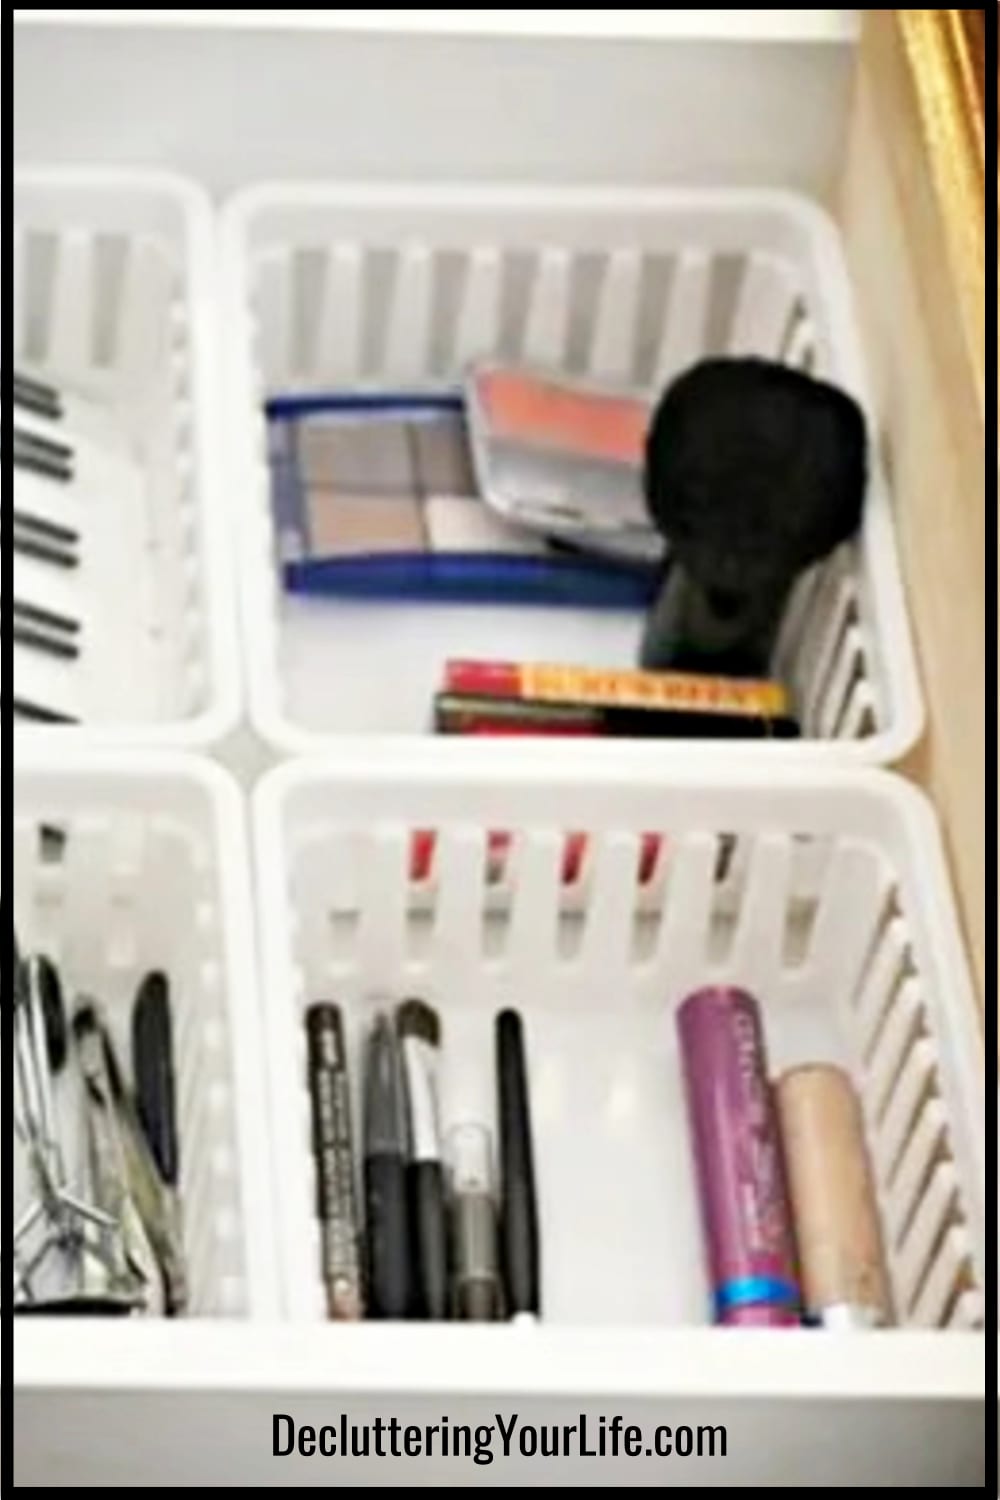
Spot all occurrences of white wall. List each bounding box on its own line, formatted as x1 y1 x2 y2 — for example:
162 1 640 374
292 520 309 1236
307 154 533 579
13 15 856 200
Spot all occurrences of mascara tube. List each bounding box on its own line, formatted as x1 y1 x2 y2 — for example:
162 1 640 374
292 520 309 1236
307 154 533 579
447 1124 502 1321
677 987 801 1327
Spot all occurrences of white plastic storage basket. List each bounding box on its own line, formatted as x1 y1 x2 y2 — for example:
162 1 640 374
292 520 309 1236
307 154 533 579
222 184 922 762
12 170 239 745
253 757 983 1450
12 753 278 1321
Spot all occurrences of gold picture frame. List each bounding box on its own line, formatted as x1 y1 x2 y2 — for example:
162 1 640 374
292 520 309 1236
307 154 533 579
841 12 987 1007
890 9 985 411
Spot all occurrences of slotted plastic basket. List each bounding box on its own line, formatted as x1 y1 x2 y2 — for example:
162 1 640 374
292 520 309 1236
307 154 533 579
256 755 983 1354
13 169 240 745
13 753 278 1318
222 184 923 761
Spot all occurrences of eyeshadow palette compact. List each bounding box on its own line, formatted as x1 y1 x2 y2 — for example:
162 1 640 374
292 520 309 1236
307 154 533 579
265 388 661 609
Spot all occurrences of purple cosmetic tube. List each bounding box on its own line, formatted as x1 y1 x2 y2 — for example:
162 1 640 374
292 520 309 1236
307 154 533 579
676 987 801 1327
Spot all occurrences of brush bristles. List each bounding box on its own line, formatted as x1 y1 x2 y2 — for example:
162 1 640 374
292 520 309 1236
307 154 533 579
396 998 441 1048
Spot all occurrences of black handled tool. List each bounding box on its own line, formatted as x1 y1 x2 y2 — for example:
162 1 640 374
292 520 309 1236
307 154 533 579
31 955 69 1074
131 972 179 1190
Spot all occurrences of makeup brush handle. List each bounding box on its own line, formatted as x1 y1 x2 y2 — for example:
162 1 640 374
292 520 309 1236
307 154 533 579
639 562 788 677
364 1153 412 1319
409 1160 450 1320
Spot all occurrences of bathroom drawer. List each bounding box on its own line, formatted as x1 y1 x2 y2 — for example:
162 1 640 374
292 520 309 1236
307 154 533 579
12 11 985 1489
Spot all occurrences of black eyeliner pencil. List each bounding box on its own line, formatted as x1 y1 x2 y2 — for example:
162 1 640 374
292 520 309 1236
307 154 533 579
12 387 62 421
12 598 81 636
13 424 74 466
496 1009 541 1321
13 370 63 417
12 426 74 483
12 510 79 549
11 697 78 724
13 624 80 661
13 533 79 569
12 447 74 484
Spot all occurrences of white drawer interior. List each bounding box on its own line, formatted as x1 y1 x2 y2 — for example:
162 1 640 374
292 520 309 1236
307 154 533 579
11 13 984 1488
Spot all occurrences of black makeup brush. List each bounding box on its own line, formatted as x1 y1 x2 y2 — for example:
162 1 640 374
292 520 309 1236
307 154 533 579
640 358 867 677
397 999 449 1320
363 1013 413 1318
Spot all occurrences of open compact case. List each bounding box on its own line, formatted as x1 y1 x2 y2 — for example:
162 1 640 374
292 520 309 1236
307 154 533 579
463 362 657 561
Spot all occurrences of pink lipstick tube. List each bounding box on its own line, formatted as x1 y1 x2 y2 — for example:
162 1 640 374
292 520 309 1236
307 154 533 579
677 987 801 1327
